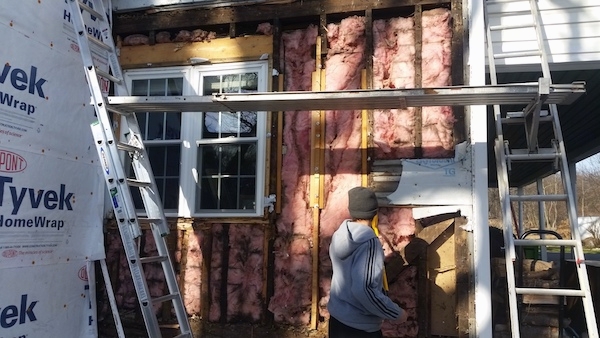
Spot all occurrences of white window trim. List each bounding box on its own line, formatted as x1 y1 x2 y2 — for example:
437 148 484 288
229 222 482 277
122 62 268 218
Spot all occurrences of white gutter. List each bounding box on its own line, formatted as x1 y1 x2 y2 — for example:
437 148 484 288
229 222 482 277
467 0 492 337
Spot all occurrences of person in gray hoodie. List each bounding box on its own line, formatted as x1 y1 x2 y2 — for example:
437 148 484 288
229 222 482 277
327 186 407 338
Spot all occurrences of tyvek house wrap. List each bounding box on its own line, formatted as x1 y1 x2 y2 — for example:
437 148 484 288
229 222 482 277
0 1 108 337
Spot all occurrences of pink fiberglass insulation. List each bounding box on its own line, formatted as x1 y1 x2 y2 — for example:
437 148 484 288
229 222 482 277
421 8 455 157
181 230 203 314
383 266 419 337
280 25 318 91
372 17 416 159
319 16 366 318
268 24 317 324
103 230 169 314
208 224 264 322
317 15 366 318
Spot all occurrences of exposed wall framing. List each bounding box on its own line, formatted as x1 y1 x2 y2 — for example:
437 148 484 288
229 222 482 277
105 1 469 337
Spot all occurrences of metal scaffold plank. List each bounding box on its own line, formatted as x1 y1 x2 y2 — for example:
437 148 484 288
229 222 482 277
107 81 585 113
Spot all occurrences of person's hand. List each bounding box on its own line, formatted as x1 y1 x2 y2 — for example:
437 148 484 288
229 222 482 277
396 308 408 323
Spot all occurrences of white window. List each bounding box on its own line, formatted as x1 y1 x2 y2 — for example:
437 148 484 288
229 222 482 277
124 61 268 218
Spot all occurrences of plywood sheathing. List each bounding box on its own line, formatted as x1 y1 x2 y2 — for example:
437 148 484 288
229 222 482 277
118 35 273 68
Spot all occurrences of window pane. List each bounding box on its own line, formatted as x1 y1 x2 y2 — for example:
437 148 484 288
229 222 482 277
240 112 257 137
220 144 240 175
239 143 256 175
241 73 258 92
163 178 179 209
203 76 220 96
146 145 180 210
219 112 239 138
149 79 166 96
167 78 183 96
239 177 256 210
166 146 181 176
148 146 166 176
147 114 164 140
165 112 181 139
199 145 219 175
222 74 241 93
198 177 218 209
203 112 220 139
136 112 147 139
196 142 257 212
132 80 148 96
221 177 238 209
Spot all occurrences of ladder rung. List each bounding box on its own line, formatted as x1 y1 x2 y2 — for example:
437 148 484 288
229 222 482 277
172 333 193 338
138 217 163 223
117 141 143 153
514 239 578 247
127 178 151 188
494 50 541 59
515 287 585 297
152 293 179 305
86 34 112 52
139 255 168 264
75 0 106 22
506 153 559 162
509 194 567 202
501 115 552 124
489 23 534 31
96 68 123 85
107 105 131 115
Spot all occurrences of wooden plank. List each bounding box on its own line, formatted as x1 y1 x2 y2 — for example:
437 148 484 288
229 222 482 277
414 5 423 157
113 0 452 35
387 217 455 284
429 221 457 336
119 35 273 68
309 37 322 329
455 216 472 337
200 225 213 335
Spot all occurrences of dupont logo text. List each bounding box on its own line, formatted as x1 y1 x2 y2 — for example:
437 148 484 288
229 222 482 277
1 249 18 258
0 150 26 173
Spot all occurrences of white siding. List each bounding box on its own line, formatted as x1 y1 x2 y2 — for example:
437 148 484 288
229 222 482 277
487 0 600 70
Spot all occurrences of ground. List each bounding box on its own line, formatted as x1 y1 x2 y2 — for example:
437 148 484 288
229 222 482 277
99 316 329 338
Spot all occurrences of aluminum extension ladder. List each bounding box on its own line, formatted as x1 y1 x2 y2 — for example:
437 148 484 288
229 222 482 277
484 0 598 337
67 1 192 337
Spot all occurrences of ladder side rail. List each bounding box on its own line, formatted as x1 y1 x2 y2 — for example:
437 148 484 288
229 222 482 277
122 115 170 236
527 0 552 80
100 259 127 338
67 0 142 238
77 1 193 335
90 123 163 337
495 139 522 338
90 0 129 96
550 102 599 338
70 1 192 336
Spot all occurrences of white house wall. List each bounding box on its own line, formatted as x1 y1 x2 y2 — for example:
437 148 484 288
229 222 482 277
487 0 600 70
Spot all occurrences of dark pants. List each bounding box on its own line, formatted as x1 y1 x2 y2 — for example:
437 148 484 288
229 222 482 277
328 316 383 338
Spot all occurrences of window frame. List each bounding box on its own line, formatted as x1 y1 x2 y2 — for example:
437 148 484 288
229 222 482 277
188 61 269 217
122 62 268 218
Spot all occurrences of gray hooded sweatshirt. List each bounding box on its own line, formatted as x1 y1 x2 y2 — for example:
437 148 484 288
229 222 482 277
327 220 403 332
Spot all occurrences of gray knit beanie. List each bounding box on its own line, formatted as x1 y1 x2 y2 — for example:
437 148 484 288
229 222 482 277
348 187 378 220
